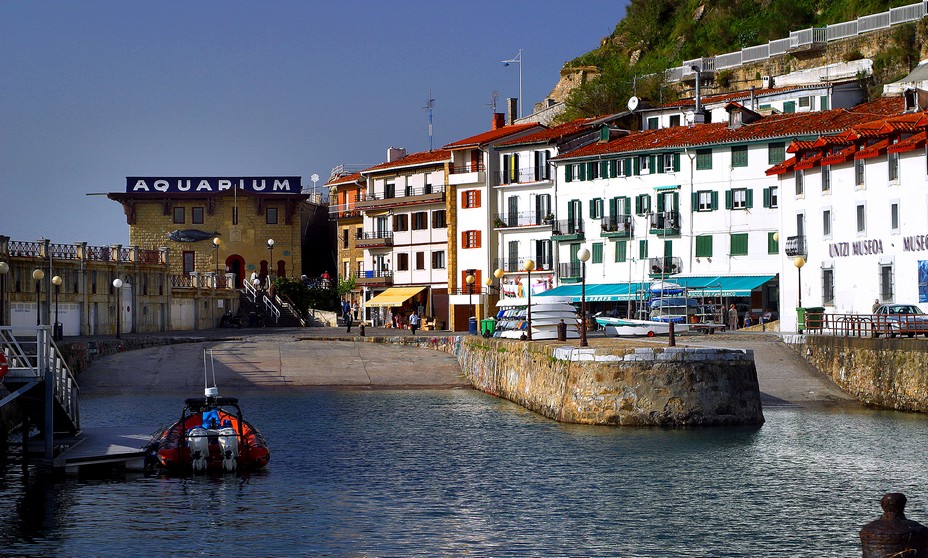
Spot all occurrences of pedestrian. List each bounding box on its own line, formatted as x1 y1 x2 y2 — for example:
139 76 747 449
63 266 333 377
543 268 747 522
743 313 753 328
352 300 359 320
728 304 739 331
872 298 881 313
409 311 420 335
345 310 353 333
342 299 351 320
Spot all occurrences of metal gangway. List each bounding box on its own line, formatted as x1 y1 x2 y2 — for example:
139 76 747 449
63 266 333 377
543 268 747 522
1 325 81 459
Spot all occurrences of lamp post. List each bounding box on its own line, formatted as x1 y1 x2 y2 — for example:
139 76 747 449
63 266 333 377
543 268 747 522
113 278 123 339
523 259 535 340
466 273 475 317
267 239 275 281
577 247 591 347
33 269 45 327
52 275 62 341
502 49 523 119
0 261 9 326
213 237 221 281
484 276 494 318
794 256 805 334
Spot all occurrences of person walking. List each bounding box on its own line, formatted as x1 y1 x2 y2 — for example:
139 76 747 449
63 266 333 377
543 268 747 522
872 298 881 313
409 311 420 335
345 310 353 333
728 304 739 331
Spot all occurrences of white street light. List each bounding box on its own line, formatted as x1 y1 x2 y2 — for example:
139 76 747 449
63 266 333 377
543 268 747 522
502 49 523 119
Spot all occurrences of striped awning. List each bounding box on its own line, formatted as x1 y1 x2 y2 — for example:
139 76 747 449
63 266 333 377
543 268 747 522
365 286 427 307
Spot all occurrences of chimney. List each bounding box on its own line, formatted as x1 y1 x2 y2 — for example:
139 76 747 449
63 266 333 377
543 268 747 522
492 113 506 130
507 98 519 124
387 147 406 162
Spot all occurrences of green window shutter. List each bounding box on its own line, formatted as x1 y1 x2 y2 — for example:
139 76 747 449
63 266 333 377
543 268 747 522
568 200 577 221
565 165 573 182
657 195 665 212
600 160 609 178
599 126 610 141
730 233 749 256
767 232 779 254
672 192 679 211
615 241 627 263
711 191 718 210
784 101 796 113
651 155 660 173
745 189 753 209
821 95 829 110
696 149 712 170
587 162 596 179
725 190 733 210
589 200 596 218
664 239 673 257
623 196 631 215
579 164 587 181
639 239 648 259
635 195 642 214
673 153 681 172
768 143 785 165
692 192 698 207
763 187 771 208
633 157 640 175
592 243 603 264
696 235 713 257
609 197 617 218
609 159 618 178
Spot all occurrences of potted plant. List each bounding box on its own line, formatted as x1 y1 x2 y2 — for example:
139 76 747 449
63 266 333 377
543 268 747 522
542 213 554 224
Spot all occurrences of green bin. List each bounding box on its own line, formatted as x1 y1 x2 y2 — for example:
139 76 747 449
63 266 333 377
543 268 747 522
480 318 497 336
796 307 806 332
806 307 825 331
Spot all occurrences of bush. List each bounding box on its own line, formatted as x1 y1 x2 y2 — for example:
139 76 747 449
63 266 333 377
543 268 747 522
272 277 338 314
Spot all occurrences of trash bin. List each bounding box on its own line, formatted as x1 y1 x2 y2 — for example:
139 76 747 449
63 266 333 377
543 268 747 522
806 307 825 331
796 307 806 332
468 316 478 335
53 322 63 341
480 318 496 337
556 319 567 341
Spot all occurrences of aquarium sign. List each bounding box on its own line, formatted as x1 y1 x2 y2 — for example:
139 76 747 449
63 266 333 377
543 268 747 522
126 176 301 194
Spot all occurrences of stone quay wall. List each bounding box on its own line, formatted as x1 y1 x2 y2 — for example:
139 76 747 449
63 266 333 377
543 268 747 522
349 335 765 426
784 334 928 413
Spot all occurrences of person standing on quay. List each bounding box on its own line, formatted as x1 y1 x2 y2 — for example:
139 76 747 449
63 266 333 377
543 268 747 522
409 311 420 335
728 304 739 331
345 308 353 333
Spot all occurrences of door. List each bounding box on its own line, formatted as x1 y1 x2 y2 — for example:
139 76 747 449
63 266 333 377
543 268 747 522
508 241 519 271
568 200 582 233
120 282 133 335
508 197 519 226
226 254 245 288
183 251 195 275
536 194 551 224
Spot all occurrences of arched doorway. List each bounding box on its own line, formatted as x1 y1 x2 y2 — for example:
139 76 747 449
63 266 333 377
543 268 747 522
225 254 245 288
276 259 286 279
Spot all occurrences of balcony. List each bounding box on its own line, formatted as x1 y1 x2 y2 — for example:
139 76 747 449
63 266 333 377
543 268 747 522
601 215 633 239
785 235 807 257
648 256 683 277
648 211 681 235
353 185 446 211
493 211 550 229
354 270 393 287
328 203 363 219
448 162 485 186
356 231 393 249
551 219 585 242
558 262 582 283
493 167 551 186
495 257 555 273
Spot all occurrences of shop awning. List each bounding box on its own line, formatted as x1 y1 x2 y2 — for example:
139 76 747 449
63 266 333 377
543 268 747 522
365 286 427 307
672 275 775 297
538 282 649 302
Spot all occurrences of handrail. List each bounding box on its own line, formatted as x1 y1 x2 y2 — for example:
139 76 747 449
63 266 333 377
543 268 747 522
262 294 281 324
243 276 258 302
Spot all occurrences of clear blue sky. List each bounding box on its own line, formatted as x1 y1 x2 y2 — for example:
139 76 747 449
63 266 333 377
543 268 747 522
1 1 627 246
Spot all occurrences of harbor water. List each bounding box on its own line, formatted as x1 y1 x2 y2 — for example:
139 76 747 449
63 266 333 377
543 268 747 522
1 388 927 556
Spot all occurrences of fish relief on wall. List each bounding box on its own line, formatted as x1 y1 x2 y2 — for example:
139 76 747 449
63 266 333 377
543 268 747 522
167 230 220 243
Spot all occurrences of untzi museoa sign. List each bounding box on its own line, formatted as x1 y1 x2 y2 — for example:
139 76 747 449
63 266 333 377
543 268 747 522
126 176 301 194
828 238 884 257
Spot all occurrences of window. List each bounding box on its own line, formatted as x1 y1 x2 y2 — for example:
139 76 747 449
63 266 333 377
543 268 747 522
763 186 779 208
795 169 804 196
695 191 717 212
822 166 831 193
592 243 603 264
891 202 900 233
639 155 651 175
880 264 894 302
412 212 428 230
669 114 681 127
536 240 553 269
534 150 550 180
462 230 481 249
647 116 659 130
432 210 446 228
635 194 651 215
183 251 195 275
415 251 425 270
589 198 604 219
821 96 830 110
726 188 753 210
266 207 278 225
731 146 748 168
696 149 713 170
639 239 648 259
615 241 627 263
173 207 185 224
783 101 796 113
432 251 446 269
768 143 785 165
385 183 395 198
767 232 778 254
662 153 677 173
823 209 832 238
342 228 349 249
799 96 812 109
462 190 481 208
393 214 408 231
696 235 713 257
397 253 409 271
822 268 834 304
856 203 866 234
191 207 204 224
730 233 749 256
855 159 865 187
889 150 899 182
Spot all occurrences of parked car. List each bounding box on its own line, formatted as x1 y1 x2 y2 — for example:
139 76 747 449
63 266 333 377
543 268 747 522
872 304 928 338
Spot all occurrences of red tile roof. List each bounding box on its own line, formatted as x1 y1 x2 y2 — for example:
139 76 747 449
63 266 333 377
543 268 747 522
766 155 798 176
794 152 824 170
888 130 926 154
361 149 450 174
497 116 611 147
856 138 889 159
820 144 859 166
657 84 850 109
325 172 363 187
444 123 543 149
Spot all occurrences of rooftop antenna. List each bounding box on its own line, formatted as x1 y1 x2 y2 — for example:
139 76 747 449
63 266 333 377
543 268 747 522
311 173 319 200
484 90 499 115
423 90 435 151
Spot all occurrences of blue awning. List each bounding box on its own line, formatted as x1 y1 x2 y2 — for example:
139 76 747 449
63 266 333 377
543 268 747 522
672 275 775 297
538 282 649 302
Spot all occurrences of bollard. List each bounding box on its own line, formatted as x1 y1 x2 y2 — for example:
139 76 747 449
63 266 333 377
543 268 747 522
556 319 567 342
668 321 676 346
359 323 365 337
860 493 928 557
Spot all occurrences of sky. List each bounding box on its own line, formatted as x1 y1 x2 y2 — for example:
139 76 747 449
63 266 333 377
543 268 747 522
0 0 628 246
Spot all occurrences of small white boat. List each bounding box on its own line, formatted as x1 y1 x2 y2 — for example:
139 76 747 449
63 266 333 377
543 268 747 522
596 316 689 337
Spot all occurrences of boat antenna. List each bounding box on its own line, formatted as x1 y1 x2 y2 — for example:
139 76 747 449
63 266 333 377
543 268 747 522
204 349 219 398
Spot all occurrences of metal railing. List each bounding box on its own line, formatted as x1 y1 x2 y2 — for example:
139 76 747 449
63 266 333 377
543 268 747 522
494 167 551 185
262 294 280 324
785 235 807 257
648 256 683 275
361 185 446 201
49 243 79 260
354 270 393 280
493 211 546 228
551 219 584 237
450 163 485 174
495 257 554 273
648 211 680 231
7 241 42 258
138 249 162 264
601 214 633 235
169 274 194 288
559 262 582 279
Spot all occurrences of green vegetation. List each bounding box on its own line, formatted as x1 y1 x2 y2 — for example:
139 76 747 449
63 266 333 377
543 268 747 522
558 0 921 121
273 277 338 313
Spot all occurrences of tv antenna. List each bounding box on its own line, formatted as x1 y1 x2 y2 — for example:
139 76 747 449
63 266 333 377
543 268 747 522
485 90 499 114
423 90 435 151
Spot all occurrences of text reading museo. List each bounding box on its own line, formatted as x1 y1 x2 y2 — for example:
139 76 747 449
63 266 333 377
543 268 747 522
126 176 301 194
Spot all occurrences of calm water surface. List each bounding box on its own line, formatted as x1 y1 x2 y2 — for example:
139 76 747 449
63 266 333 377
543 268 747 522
1 389 926 557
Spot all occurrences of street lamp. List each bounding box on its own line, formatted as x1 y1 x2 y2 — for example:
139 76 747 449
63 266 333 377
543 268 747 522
466 273 475 318
52 275 62 341
794 256 806 333
577 247 591 347
523 259 535 340
0 261 9 326
33 269 45 327
267 239 275 281
113 278 123 339
502 49 523 119
213 237 221 280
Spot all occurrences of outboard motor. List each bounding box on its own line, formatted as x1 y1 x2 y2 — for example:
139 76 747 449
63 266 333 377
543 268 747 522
217 427 239 472
187 427 209 472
